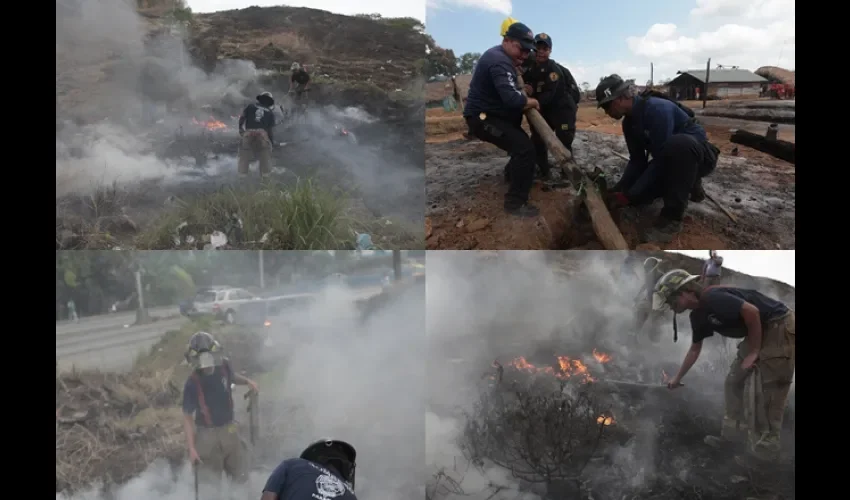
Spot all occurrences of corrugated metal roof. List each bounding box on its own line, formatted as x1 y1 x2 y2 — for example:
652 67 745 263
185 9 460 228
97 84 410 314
675 68 767 84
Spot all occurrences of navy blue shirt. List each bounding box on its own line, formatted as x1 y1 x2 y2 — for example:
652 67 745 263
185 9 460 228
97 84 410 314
619 96 706 200
263 458 357 500
241 103 276 132
463 45 527 122
689 288 789 344
182 361 234 428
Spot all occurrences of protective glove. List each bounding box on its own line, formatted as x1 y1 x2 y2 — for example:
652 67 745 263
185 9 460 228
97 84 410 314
606 191 629 211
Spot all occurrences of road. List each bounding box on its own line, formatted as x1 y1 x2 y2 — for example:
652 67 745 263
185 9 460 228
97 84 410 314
56 286 386 373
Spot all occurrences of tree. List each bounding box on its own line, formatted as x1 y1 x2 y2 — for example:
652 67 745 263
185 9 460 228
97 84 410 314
456 52 481 74
425 45 458 78
581 81 590 92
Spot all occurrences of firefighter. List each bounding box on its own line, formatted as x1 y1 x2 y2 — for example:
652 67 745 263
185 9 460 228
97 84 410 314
653 270 795 462
261 439 358 500
237 92 276 175
521 33 581 180
595 75 720 243
182 332 259 486
464 22 541 217
289 62 311 101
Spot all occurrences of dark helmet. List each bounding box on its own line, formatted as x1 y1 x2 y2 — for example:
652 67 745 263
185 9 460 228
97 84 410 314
257 91 275 106
595 74 629 108
301 439 357 487
184 331 222 365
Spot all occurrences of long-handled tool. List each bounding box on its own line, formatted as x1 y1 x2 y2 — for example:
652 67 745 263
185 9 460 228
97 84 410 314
193 464 199 500
609 150 738 224
244 389 259 446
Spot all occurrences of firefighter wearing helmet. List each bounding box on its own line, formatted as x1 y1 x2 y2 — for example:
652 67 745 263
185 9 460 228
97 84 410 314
181 332 258 490
652 269 795 463
262 439 358 499
237 91 276 175
290 62 311 98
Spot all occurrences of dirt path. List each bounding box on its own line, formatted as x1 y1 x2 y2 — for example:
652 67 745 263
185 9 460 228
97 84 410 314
425 103 795 250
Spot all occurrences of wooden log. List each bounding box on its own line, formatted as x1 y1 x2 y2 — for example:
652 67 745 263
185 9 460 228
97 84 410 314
730 129 796 164
518 75 629 250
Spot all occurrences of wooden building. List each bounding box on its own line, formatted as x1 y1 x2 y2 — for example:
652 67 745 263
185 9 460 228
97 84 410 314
666 68 766 100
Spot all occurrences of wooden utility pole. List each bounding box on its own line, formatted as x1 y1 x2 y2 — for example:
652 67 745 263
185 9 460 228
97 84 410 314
392 250 402 282
134 267 151 325
258 250 265 289
517 76 629 250
650 63 654 88
703 58 711 109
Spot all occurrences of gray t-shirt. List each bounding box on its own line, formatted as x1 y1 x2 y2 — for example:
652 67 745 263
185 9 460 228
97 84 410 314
703 256 724 277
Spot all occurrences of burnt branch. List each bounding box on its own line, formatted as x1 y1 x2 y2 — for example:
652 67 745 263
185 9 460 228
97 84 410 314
461 380 612 485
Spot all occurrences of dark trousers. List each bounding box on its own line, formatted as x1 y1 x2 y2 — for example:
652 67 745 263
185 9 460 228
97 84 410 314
628 134 717 221
530 108 576 174
465 114 536 208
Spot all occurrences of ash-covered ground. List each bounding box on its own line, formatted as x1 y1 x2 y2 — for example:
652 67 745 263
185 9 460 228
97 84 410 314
56 0 425 249
425 130 794 250
426 251 795 500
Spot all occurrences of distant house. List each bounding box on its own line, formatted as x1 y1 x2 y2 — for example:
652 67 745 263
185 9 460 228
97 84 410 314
666 68 766 100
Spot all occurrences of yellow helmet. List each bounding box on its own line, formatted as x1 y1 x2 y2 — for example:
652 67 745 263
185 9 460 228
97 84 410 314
500 17 519 37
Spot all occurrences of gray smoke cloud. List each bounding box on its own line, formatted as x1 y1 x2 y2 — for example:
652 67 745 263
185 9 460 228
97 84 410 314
58 276 426 500
425 251 754 499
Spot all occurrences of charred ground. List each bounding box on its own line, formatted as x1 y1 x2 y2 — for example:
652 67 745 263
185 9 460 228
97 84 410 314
427 251 795 500
56 2 426 250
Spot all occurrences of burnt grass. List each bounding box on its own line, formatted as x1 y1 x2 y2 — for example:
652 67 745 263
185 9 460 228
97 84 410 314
464 368 795 500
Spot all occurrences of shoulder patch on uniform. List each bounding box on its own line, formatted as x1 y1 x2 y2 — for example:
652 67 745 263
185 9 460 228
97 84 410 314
549 72 559 82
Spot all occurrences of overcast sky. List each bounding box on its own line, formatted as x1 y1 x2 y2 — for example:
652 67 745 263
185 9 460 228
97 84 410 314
186 0 425 21
669 250 794 287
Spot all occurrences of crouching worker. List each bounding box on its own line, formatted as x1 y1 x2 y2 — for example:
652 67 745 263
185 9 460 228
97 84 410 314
653 270 795 462
595 75 720 243
182 331 259 488
237 91 277 175
261 439 358 500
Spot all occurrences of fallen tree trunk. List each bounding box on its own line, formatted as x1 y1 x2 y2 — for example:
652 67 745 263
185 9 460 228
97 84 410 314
518 76 629 250
697 108 795 124
730 129 796 164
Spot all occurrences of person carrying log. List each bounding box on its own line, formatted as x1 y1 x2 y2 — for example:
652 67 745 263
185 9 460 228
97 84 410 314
521 33 581 181
595 75 721 243
181 332 259 490
653 270 795 463
261 439 358 500
463 22 541 217
237 92 277 175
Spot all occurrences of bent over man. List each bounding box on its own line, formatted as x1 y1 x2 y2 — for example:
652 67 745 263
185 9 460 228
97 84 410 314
261 439 358 500
182 332 259 487
595 75 720 243
522 33 580 179
237 92 277 175
653 270 795 462
464 22 541 217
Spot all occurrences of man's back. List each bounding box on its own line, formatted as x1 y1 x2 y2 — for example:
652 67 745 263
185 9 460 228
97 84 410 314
463 45 525 120
263 458 357 500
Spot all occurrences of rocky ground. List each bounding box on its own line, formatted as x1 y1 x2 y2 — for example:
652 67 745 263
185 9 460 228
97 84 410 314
424 101 795 250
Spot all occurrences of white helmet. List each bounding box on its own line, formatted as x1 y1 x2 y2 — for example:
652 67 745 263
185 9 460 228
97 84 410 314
643 257 662 274
291 62 301 71
651 269 700 312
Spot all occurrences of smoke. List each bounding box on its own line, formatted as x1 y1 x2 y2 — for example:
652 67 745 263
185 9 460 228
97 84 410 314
425 251 741 499
58 273 425 500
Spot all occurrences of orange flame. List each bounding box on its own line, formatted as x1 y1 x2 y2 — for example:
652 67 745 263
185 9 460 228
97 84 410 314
507 351 610 384
192 117 228 131
596 415 615 426
593 349 611 363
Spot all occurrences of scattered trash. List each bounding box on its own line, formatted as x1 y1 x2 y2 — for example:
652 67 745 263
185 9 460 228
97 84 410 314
208 231 228 249
355 232 373 250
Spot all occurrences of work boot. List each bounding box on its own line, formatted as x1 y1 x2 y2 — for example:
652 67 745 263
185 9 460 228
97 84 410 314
640 217 683 244
505 203 540 217
690 177 706 202
749 430 781 461
704 417 748 448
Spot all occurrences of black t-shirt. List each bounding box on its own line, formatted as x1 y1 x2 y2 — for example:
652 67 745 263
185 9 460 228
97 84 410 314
292 70 310 86
689 287 789 344
242 103 276 132
182 361 234 428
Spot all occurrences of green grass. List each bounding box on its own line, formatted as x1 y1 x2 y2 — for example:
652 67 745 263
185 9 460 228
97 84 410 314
135 179 351 249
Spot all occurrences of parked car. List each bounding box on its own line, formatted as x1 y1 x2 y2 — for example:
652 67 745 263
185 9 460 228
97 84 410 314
180 286 265 324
